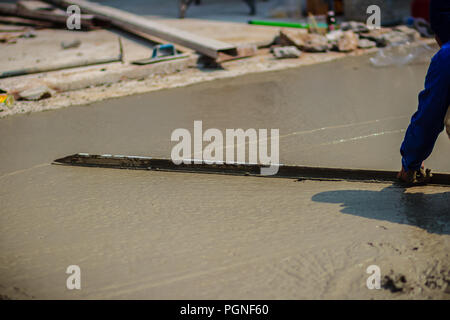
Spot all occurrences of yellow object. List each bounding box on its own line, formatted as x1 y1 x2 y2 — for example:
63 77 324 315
0 94 14 108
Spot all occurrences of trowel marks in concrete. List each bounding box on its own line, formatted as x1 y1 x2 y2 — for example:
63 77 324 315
0 55 448 177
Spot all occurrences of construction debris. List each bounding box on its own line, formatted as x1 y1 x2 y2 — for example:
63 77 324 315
216 45 258 63
0 37 123 79
0 32 21 44
0 0 436 108
358 28 417 47
0 1 96 30
18 85 52 101
0 93 15 108
337 30 359 52
274 20 431 57
393 25 422 42
370 41 435 67
383 31 415 46
0 16 58 28
48 0 238 60
61 39 81 50
325 30 343 42
357 38 377 49
132 44 188 65
340 21 369 33
0 25 28 32
272 46 302 59
280 29 329 52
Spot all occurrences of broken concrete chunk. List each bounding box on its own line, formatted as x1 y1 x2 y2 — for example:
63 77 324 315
359 28 392 47
18 85 51 101
340 21 369 33
326 30 343 42
273 46 301 59
393 25 421 42
280 29 329 52
279 29 308 48
236 44 258 57
19 30 36 38
61 39 81 50
360 27 417 47
357 38 377 49
302 34 330 52
337 31 358 52
383 31 411 46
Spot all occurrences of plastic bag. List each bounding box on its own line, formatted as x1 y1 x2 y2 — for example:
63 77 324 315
370 41 436 67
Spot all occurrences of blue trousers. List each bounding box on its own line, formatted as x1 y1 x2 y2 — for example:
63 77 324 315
400 42 450 171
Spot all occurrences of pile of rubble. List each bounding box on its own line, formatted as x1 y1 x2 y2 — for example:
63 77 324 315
273 21 425 58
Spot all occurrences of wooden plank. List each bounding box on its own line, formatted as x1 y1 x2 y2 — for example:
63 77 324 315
53 153 450 186
0 56 121 78
17 1 54 12
111 22 194 54
0 25 28 32
0 15 58 28
46 0 237 59
0 3 20 16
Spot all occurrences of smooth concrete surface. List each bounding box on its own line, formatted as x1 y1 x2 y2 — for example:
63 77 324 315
0 55 449 299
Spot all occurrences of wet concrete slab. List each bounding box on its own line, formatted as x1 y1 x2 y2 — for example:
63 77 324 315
0 55 449 299
0 166 448 299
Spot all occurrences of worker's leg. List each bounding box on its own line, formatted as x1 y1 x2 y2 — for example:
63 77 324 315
327 0 335 11
179 0 195 19
243 0 256 15
400 45 450 171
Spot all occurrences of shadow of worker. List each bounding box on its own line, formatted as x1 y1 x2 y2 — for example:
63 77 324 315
311 186 450 235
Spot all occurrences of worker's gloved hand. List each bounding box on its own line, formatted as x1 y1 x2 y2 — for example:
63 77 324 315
397 163 432 185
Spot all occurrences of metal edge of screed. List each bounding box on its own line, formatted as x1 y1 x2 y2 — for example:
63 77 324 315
52 153 450 186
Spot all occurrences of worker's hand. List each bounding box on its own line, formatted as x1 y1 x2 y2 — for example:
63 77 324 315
397 163 432 185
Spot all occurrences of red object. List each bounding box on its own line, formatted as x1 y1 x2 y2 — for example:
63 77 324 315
411 0 431 22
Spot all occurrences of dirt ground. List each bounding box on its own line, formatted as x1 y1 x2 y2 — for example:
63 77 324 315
0 54 449 300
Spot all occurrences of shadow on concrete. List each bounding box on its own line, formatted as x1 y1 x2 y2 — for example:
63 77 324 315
312 186 450 235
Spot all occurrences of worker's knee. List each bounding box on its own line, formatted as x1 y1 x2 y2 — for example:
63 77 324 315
445 106 450 138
